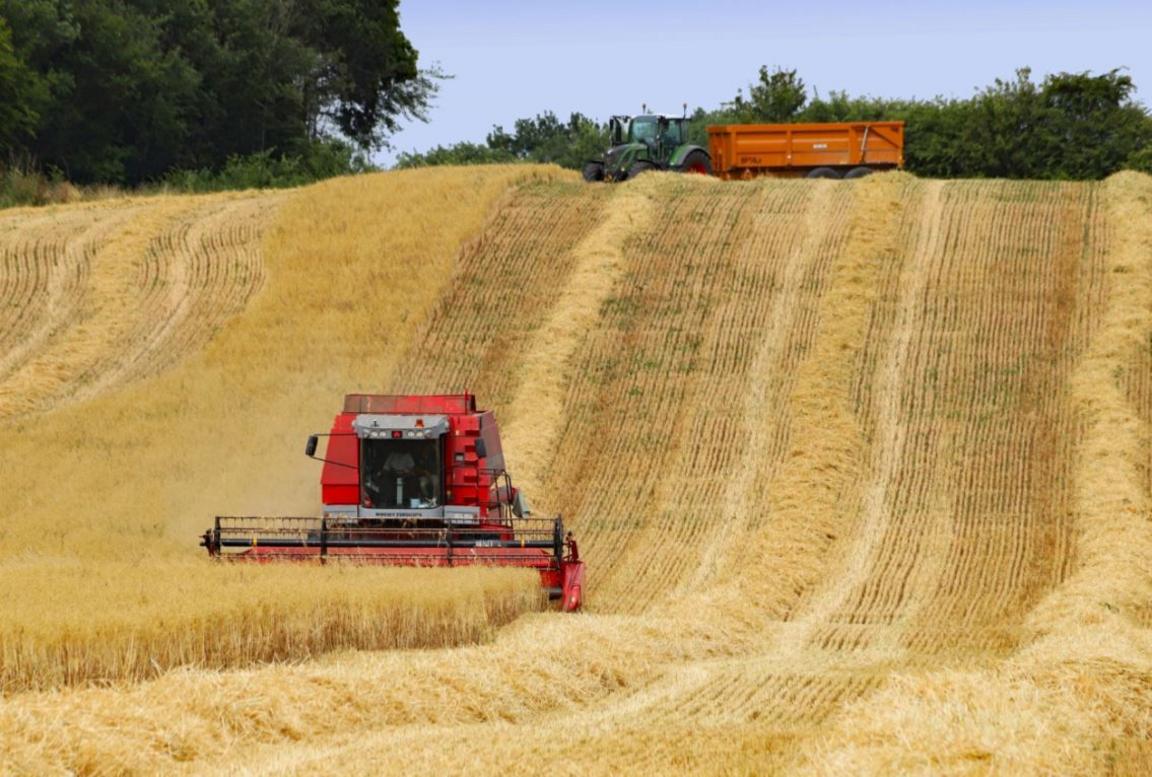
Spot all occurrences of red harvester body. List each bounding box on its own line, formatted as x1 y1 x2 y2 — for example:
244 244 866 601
201 393 584 611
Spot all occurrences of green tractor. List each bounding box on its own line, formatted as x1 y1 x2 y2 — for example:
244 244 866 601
583 114 712 183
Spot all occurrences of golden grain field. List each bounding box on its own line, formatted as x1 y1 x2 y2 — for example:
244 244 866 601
0 167 560 692
1 167 1150 776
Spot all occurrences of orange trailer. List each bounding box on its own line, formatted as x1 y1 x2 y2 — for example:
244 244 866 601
707 121 904 179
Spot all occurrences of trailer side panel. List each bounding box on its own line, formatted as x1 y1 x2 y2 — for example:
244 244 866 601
708 121 905 179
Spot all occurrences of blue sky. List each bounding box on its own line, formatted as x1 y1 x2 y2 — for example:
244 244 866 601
379 1 1151 165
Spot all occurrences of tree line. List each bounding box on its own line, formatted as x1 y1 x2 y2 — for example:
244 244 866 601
0 0 436 187
2 2 1148 191
399 67 1152 180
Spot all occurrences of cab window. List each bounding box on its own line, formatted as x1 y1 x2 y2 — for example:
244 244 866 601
630 119 659 144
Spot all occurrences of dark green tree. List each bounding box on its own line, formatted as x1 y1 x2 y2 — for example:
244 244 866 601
0 0 77 159
398 111 607 170
1033 68 1149 178
0 16 39 154
0 0 437 184
296 0 435 147
1127 143 1152 174
793 67 1152 179
726 66 807 123
486 112 606 168
395 142 516 169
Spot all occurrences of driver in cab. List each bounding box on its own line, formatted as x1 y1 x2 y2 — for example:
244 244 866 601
378 447 436 507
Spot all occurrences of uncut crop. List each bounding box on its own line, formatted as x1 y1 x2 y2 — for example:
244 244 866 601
0 166 564 692
0 563 539 692
1 169 1150 776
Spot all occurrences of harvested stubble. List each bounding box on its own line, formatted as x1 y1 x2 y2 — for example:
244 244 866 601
0 191 275 419
796 173 1152 775
2 169 1151 776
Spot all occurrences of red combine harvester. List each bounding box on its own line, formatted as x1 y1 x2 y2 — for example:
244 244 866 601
201 393 584 611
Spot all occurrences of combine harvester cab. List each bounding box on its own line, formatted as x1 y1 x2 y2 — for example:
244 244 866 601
201 393 584 611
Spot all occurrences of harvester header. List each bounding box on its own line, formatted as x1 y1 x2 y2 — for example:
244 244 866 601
202 392 584 611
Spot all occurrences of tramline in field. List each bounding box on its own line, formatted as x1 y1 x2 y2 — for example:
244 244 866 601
202 392 585 611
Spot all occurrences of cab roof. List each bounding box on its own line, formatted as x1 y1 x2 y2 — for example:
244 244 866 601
342 393 477 415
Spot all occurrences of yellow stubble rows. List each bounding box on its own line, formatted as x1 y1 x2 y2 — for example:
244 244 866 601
0 205 132 407
1 169 1150 775
0 194 273 419
811 180 1101 657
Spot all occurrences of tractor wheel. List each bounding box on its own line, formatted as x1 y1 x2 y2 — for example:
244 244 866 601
844 166 873 179
582 161 605 183
678 150 712 176
806 167 842 179
626 161 656 180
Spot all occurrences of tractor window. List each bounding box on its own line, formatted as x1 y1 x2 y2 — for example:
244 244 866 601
661 122 682 147
610 119 627 145
630 119 659 144
361 437 443 509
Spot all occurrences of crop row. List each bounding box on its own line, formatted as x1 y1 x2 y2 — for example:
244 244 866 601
0 195 273 419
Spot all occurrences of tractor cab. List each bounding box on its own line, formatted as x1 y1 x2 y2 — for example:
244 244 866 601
629 115 685 148
587 113 710 183
608 115 630 145
608 114 683 154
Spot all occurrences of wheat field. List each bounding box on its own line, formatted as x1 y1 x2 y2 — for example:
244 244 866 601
1 167 1150 775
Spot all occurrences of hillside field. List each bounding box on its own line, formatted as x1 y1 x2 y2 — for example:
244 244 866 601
1 166 1151 775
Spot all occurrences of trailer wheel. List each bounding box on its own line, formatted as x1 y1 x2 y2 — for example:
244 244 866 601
678 150 712 175
582 161 605 182
844 166 873 179
627 161 656 180
806 167 842 179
